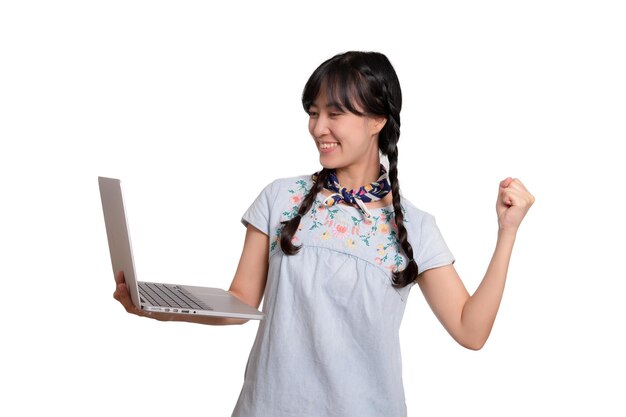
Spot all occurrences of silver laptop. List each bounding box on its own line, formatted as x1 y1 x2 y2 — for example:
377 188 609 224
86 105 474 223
98 176 264 320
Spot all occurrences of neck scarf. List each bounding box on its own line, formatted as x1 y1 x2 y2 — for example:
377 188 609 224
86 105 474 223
312 164 392 219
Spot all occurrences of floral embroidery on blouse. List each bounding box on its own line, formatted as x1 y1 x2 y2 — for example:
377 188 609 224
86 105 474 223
272 178 408 272
271 179 312 251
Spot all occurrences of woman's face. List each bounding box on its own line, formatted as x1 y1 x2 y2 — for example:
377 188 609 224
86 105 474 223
307 88 386 170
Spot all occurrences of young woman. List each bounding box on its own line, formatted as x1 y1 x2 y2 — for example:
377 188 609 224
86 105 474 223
114 51 534 417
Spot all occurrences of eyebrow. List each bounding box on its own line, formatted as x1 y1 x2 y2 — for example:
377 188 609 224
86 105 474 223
309 101 344 110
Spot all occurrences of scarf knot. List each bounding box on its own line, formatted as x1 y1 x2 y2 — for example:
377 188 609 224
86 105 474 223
312 164 391 219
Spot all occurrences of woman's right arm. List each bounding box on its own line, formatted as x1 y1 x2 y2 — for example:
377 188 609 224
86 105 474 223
113 224 270 326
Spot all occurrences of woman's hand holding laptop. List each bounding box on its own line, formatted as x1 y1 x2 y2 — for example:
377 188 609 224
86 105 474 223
113 271 248 325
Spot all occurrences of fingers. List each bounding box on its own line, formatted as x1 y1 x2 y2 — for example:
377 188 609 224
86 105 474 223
499 177 535 208
113 270 128 305
500 187 519 207
500 177 531 194
115 270 125 285
113 274 143 316
113 281 130 306
499 177 514 189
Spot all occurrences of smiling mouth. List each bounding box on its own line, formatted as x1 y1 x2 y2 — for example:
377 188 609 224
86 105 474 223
319 142 339 150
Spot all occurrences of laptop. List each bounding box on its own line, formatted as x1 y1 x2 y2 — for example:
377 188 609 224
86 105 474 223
98 176 264 320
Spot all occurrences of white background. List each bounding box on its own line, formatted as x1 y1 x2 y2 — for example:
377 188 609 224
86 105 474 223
1 1 624 415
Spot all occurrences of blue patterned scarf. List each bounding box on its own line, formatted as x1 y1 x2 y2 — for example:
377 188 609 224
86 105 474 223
312 164 391 219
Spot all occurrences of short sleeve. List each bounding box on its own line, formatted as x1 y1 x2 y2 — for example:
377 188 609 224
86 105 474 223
241 180 278 236
415 213 455 274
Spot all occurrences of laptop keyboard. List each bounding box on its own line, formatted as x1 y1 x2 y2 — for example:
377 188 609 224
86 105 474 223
138 282 212 311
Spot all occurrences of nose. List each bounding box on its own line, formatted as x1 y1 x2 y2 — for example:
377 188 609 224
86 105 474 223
310 114 330 139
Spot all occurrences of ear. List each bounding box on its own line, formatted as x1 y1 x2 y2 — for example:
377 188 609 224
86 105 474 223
369 116 387 136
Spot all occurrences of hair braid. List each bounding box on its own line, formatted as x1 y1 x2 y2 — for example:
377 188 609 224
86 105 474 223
279 169 330 255
387 140 419 287
376 72 419 287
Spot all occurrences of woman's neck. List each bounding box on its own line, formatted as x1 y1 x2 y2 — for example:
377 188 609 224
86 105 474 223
334 158 382 191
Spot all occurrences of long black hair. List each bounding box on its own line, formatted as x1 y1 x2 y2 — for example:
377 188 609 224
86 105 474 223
279 51 418 288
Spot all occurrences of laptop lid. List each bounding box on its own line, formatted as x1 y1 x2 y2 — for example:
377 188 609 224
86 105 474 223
99 176 142 308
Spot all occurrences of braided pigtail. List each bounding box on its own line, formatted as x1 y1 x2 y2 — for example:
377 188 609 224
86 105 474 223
279 169 330 255
386 136 419 287
378 80 419 287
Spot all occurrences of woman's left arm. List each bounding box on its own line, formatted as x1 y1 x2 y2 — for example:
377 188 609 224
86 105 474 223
417 177 534 350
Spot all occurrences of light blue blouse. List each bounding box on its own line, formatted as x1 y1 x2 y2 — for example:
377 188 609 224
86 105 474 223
232 175 455 417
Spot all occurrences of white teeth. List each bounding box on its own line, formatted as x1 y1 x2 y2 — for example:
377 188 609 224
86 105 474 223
320 143 338 149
